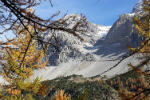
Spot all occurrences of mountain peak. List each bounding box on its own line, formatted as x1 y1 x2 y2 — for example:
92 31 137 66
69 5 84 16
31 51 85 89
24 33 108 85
43 14 111 65
132 0 143 13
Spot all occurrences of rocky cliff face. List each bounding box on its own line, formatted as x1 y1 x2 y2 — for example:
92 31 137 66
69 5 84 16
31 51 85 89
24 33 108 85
104 14 139 48
104 0 143 49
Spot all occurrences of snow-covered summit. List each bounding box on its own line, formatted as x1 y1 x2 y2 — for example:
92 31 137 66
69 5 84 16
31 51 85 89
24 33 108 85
132 0 143 13
43 14 111 65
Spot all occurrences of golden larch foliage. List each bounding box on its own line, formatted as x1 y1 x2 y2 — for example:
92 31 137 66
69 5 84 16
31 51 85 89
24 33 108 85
118 0 150 100
56 89 71 100
0 24 48 100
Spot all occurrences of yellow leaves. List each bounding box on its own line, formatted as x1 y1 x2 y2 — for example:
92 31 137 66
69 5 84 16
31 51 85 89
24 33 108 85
143 0 148 5
19 67 33 79
134 17 145 29
143 0 150 12
118 1 150 100
144 6 150 13
17 80 32 90
13 77 42 96
128 63 150 76
4 25 47 79
24 94 35 100
135 24 146 37
37 80 48 96
27 8 33 13
132 1 150 55
127 45 136 52
0 24 48 99
5 77 12 83
7 89 21 96
118 88 129 100
34 60 48 69
56 89 71 100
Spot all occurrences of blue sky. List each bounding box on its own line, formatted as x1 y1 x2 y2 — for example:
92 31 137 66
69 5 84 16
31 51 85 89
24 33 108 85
35 0 139 26
0 0 139 41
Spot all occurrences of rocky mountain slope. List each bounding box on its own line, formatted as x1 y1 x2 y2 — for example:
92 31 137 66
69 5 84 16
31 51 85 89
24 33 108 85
103 0 143 49
32 0 144 81
43 14 111 65
104 13 137 47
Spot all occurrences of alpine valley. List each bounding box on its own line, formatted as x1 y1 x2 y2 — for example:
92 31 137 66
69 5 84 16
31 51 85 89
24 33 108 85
0 0 148 100
33 0 143 81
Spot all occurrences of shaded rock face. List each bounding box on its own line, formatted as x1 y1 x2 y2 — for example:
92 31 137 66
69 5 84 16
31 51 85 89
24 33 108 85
104 0 144 49
104 14 139 48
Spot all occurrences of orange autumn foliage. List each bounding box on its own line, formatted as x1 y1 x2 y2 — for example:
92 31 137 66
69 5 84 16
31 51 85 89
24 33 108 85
56 89 71 100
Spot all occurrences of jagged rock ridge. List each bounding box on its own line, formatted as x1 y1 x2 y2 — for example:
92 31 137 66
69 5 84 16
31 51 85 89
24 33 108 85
43 14 111 65
103 0 143 49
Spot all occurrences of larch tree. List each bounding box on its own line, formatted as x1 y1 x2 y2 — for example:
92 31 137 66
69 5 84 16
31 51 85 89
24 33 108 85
118 0 150 100
0 25 49 100
0 0 86 100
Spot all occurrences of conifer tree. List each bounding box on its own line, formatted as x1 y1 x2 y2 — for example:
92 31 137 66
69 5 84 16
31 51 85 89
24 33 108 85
56 89 71 100
118 0 150 100
0 25 48 100
0 1 86 100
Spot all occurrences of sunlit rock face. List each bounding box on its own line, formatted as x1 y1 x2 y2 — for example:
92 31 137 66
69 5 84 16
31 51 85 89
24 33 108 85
43 14 111 65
